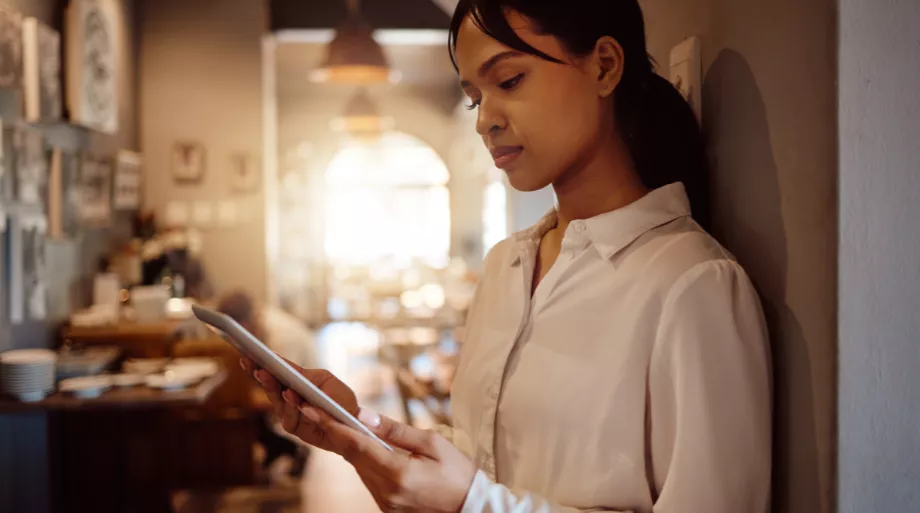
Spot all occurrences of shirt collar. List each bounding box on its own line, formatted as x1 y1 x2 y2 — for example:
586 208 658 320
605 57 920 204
510 182 691 266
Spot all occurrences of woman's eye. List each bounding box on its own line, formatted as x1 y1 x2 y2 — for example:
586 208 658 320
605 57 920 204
498 73 524 91
465 99 481 110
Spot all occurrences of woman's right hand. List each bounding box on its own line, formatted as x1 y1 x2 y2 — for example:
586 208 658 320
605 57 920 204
241 357 375 453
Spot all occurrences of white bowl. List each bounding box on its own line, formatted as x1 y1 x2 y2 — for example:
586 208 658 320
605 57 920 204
145 371 197 391
14 390 49 403
60 376 113 398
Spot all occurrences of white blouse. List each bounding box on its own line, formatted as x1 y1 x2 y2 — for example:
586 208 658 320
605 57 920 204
448 183 772 513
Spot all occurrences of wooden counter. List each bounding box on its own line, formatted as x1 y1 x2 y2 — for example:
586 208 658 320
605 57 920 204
0 369 228 413
62 318 199 358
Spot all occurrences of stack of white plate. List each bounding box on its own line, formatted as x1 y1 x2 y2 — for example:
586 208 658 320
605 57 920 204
1 349 57 402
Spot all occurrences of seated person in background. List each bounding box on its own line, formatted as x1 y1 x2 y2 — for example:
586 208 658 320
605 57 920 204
217 290 319 478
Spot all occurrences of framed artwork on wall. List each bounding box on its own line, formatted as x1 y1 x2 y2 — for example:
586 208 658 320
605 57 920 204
171 141 206 184
66 0 118 133
61 150 83 237
9 213 48 323
228 151 260 193
23 18 63 122
79 156 112 225
113 150 141 210
6 124 48 207
0 4 23 90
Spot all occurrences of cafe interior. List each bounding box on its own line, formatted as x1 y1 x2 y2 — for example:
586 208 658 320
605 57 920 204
3 0 915 512
0 0 559 512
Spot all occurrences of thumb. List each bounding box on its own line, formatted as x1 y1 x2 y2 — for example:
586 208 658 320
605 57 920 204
358 408 437 457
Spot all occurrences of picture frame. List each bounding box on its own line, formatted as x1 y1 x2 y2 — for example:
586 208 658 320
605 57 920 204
9 213 48 323
23 17 63 122
0 3 23 90
171 141 206 184
228 151 260 193
66 0 118 133
113 150 142 210
78 155 112 225
6 124 48 207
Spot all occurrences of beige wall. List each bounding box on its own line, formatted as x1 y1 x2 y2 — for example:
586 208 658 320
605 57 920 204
640 1 838 512
139 0 268 301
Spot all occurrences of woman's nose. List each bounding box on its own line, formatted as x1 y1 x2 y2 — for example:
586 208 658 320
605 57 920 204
476 98 506 136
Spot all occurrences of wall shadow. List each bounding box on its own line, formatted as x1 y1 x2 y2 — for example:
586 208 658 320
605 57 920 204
702 49 823 513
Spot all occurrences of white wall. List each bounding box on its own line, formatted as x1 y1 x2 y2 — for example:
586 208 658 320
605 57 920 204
139 0 267 301
838 0 920 511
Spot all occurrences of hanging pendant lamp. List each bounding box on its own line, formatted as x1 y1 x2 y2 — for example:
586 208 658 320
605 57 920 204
330 88 395 138
310 0 399 84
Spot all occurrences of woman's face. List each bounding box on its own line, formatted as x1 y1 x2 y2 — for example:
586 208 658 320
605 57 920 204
455 11 613 192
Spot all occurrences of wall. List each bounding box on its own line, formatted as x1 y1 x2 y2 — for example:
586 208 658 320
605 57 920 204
838 0 920 511
1 0 139 351
0 1 139 511
639 0 838 512
139 0 268 302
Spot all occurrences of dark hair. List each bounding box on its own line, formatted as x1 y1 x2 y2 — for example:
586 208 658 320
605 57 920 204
448 0 709 227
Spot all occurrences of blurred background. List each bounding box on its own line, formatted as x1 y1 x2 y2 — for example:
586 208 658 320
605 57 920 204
0 0 917 513
0 1 558 512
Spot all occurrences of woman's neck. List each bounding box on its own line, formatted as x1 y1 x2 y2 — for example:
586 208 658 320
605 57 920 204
551 134 648 233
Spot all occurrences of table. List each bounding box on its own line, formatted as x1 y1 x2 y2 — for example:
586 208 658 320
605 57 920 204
0 369 228 413
0 366 232 513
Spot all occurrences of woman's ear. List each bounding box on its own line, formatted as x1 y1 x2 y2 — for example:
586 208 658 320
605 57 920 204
592 36 625 98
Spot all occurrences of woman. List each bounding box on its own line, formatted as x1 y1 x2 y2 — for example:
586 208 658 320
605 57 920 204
244 1 772 511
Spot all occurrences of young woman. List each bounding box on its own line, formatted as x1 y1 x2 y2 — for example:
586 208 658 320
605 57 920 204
244 1 771 512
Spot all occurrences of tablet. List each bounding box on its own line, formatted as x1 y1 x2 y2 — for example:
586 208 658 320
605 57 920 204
191 305 393 451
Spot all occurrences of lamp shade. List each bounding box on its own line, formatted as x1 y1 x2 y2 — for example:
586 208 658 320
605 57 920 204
310 13 396 84
330 89 394 138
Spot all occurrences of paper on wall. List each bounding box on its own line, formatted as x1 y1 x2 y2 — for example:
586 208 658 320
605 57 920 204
191 201 212 228
215 199 239 227
164 201 189 227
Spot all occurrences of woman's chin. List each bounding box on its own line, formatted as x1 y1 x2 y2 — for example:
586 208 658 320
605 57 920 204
506 172 553 193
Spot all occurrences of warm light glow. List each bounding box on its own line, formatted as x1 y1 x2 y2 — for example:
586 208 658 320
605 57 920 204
483 179 508 253
324 132 451 268
419 283 446 309
309 66 398 84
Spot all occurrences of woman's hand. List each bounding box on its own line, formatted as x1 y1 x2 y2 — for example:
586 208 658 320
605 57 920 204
304 403 477 513
241 357 375 453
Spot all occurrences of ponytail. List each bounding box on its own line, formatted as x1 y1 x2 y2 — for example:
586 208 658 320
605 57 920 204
617 74 710 229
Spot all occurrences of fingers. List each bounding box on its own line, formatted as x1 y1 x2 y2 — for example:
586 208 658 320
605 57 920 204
318 412 401 472
254 368 286 419
281 388 305 433
366 412 438 458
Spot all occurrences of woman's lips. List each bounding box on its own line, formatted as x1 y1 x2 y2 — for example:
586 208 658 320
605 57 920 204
490 146 524 169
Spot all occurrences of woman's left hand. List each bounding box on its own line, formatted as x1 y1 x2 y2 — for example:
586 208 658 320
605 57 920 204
305 403 477 513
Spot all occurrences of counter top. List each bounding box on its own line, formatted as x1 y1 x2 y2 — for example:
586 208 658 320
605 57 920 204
0 368 227 413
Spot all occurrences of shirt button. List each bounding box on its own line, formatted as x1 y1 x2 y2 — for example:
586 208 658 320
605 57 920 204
563 250 574 260
572 221 586 233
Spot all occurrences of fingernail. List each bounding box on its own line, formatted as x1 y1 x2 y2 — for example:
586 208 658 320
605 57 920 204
256 371 268 384
300 406 320 423
358 408 381 428
239 358 246 371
